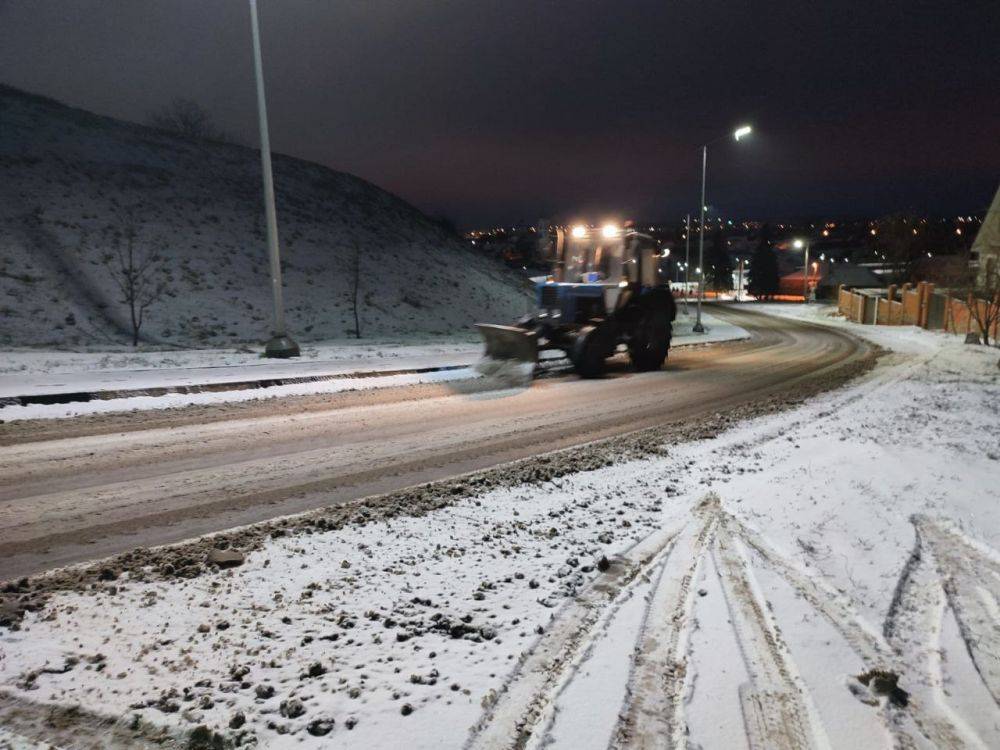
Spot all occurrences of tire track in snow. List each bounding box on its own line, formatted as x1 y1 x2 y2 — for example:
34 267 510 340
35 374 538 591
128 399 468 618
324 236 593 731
468 500 997 750
736 511 989 749
913 516 1000 707
609 495 720 750
731 513 891 664
884 528 989 750
465 520 686 750
713 519 830 750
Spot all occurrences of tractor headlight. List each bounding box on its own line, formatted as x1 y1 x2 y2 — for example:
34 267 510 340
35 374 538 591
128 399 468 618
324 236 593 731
602 224 620 238
571 225 587 238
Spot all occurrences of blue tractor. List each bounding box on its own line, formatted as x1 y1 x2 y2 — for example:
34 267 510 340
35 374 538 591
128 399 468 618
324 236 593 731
477 224 676 378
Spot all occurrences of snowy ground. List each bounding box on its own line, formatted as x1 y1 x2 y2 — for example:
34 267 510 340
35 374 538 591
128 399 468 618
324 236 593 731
3 305 996 748
0 311 745 421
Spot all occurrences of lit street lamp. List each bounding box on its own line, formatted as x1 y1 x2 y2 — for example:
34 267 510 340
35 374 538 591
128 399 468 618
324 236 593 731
694 124 752 333
250 0 299 358
793 238 810 302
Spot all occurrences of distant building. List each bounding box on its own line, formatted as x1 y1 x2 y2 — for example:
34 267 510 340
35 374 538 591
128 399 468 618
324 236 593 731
972 182 999 286
779 261 882 299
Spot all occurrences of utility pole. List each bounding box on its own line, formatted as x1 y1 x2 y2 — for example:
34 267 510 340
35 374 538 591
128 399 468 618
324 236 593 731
250 0 299 357
683 213 691 315
694 146 707 333
803 243 810 302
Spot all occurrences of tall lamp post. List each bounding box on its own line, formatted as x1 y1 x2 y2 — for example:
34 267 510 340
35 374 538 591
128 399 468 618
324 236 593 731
793 238 810 302
693 124 752 333
250 0 299 358
683 214 691 315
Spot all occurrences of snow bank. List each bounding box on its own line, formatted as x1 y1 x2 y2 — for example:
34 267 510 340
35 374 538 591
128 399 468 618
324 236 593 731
0 366 477 421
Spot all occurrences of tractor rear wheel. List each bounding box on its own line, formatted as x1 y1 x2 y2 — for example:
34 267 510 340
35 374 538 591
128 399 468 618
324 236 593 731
629 307 671 371
571 324 613 378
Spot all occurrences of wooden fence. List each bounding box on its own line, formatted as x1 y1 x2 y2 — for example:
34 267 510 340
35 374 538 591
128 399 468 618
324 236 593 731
837 282 997 340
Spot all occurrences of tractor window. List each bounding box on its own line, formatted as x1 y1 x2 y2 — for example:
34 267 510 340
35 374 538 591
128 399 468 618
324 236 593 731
564 240 586 282
589 242 624 282
640 246 659 286
623 239 640 284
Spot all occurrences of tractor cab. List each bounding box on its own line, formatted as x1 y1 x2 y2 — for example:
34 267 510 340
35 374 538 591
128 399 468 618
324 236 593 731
541 225 662 324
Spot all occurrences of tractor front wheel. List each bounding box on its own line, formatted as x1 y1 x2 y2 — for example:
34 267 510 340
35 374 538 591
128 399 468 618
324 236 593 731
571 324 613 378
629 307 671 371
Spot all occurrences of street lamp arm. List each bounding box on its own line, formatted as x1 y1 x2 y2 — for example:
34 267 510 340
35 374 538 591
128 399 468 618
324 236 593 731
702 123 752 148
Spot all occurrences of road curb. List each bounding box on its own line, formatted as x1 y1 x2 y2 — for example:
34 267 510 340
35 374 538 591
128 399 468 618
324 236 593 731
0 364 470 408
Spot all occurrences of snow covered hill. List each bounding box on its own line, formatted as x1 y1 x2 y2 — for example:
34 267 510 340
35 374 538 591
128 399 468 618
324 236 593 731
0 85 532 349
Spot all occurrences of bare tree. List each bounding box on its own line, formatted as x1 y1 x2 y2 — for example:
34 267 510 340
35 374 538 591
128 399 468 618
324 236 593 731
148 98 233 143
349 243 362 339
102 208 170 346
967 257 1000 346
872 213 964 283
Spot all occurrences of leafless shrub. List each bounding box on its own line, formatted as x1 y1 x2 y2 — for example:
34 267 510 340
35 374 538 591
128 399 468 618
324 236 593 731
102 207 171 346
148 98 234 143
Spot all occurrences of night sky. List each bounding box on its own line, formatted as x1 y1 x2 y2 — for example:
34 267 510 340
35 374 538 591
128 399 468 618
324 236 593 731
1 0 998 227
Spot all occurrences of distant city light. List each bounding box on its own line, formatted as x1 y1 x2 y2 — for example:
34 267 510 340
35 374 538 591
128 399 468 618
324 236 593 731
793 239 805 249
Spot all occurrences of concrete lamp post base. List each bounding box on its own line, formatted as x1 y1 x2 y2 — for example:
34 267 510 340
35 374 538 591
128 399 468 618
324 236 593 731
692 322 705 333
265 335 300 358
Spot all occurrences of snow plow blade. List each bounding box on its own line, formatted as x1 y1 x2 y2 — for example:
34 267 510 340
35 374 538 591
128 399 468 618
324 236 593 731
475 324 538 365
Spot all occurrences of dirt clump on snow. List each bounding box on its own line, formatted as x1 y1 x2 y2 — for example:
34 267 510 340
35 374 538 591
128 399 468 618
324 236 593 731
855 669 910 707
